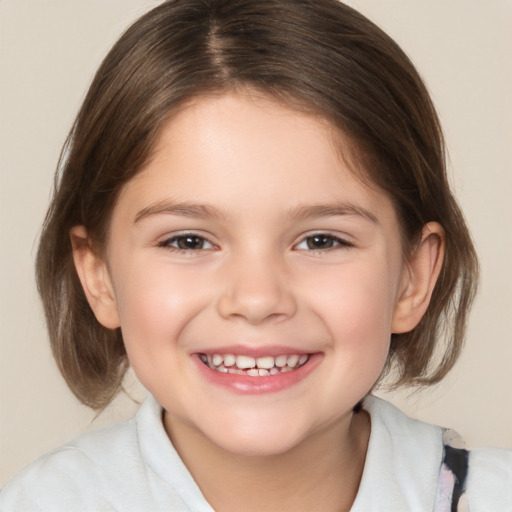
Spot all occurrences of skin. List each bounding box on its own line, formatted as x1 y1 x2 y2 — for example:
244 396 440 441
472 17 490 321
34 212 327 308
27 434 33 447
72 91 444 511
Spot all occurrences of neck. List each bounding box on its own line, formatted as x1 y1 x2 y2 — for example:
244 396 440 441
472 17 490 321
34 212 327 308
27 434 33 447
165 410 370 512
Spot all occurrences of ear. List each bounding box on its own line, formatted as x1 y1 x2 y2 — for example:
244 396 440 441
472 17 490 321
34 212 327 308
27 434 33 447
391 222 445 334
70 226 121 329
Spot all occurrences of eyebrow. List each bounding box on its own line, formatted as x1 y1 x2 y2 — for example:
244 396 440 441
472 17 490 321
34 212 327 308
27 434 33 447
289 202 379 224
133 200 378 224
134 200 222 224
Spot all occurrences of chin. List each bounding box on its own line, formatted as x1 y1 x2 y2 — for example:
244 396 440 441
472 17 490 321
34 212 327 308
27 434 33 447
201 417 313 458
214 434 303 458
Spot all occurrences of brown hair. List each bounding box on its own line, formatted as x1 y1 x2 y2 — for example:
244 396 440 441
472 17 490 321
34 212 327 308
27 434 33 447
36 0 478 409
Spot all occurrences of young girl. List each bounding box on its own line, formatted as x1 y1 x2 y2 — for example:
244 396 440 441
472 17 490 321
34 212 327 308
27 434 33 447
1 1 510 510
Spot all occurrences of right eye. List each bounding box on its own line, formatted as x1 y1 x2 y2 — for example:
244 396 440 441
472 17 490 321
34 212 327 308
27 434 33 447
158 233 215 251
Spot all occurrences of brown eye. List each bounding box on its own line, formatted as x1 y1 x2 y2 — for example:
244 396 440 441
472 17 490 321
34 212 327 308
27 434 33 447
175 235 205 250
159 234 214 251
306 234 336 250
295 233 353 251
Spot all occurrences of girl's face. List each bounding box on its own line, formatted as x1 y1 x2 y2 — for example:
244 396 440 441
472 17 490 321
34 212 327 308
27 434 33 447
99 92 411 456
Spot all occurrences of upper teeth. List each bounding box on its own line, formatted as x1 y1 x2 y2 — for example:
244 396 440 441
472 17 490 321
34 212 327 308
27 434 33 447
202 353 309 371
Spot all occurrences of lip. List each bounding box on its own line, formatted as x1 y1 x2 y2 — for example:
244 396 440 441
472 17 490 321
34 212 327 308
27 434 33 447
193 349 323 395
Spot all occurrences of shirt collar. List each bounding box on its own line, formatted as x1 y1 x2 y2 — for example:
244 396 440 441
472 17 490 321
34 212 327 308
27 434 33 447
350 395 443 511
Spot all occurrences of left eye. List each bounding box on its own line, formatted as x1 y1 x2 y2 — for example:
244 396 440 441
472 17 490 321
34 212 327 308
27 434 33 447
295 234 351 251
159 234 214 251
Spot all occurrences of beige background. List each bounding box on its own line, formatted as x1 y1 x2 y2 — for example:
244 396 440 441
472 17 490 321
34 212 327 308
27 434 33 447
1 0 511 486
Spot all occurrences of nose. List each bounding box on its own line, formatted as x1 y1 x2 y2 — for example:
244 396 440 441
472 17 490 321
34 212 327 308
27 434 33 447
216 251 297 325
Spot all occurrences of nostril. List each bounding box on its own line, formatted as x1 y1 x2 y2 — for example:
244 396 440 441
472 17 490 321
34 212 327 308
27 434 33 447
216 289 297 325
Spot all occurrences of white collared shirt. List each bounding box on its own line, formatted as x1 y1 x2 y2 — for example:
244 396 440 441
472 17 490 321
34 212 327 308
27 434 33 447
1 395 510 511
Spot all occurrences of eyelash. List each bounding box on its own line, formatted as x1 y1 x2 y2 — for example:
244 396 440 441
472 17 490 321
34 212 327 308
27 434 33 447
294 233 354 252
157 233 216 252
157 232 353 253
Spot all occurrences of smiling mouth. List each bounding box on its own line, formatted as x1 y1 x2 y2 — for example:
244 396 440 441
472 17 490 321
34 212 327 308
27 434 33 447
199 353 310 376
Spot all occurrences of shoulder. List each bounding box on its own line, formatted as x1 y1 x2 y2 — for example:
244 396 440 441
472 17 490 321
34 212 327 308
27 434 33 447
0 417 140 511
466 446 512 510
0 396 210 512
354 396 512 511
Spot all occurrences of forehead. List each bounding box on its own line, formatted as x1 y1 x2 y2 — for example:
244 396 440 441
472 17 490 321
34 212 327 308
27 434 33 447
115 91 397 226
149 91 341 173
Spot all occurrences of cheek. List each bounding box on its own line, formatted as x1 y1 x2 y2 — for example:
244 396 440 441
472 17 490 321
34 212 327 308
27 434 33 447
304 259 398 349
110 257 209 352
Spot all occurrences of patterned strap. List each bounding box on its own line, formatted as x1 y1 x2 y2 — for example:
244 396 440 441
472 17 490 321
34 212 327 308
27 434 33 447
433 430 470 512
444 445 469 511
